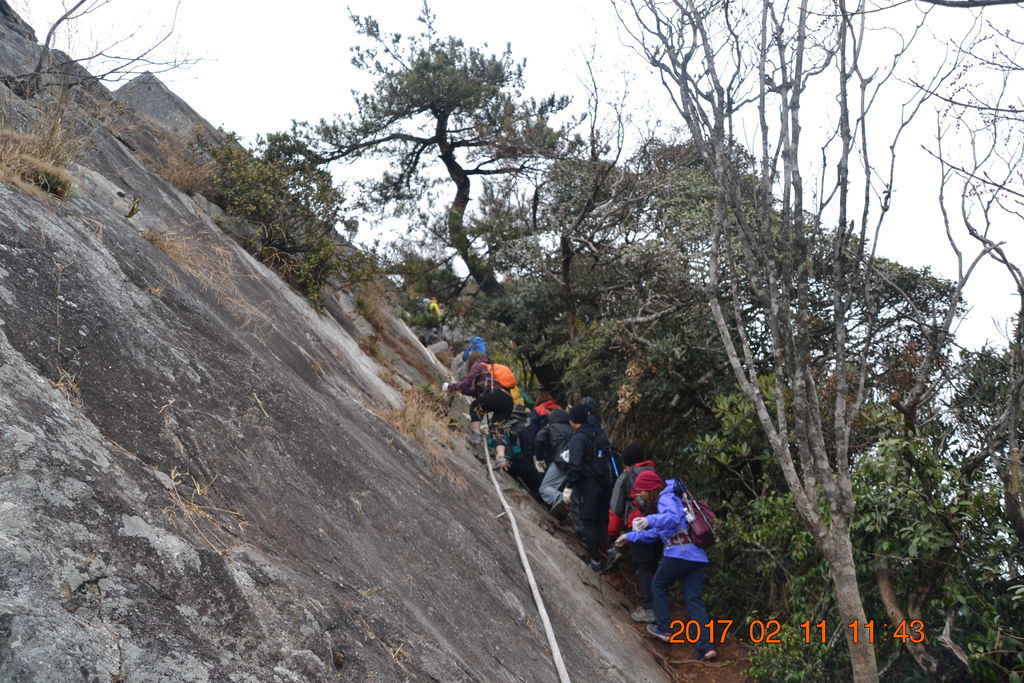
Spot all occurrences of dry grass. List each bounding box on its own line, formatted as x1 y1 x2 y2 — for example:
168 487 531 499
354 280 392 332
162 467 246 554
378 387 466 490
0 85 85 200
143 228 237 295
0 129 75 200
219 294 280 339
155 135 214 196
143 229 285 340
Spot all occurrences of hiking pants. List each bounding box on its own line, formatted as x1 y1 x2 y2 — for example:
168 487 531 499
577 479 610 563
630 540 662 610
581 520 605 563
507 452 542 497
539 465 567 507
652 557 712 654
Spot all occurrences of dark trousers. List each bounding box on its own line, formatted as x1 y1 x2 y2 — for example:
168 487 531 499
581 521 605 562
652 557 712 654
630 541 662 610
575 478 610 562
507 452 541 497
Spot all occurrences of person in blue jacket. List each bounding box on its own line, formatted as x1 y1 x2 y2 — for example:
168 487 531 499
459 336 487 376
614 471 717 662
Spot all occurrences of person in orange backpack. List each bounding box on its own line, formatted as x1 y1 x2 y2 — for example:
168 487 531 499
444 350 493 445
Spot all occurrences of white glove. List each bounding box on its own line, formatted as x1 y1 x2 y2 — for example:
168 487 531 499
561 487 573 504
632 517 649 531
442 382 450 391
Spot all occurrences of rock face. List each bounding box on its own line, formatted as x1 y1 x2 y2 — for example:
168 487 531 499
0 8 670 683
115 72 226 144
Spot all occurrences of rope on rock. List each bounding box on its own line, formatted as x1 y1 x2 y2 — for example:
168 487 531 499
482 420 571 683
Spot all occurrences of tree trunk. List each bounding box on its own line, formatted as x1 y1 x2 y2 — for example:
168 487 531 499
436 117 504 298
876 568 965 682
827 529 879 682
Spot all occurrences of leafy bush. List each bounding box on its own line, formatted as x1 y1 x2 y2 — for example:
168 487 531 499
204 131 375 307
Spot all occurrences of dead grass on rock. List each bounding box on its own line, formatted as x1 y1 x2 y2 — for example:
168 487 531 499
0 129 75 200
143 228 237 296
162 467 246 554
379 387 466 490
355 280 391 332
154 135 215 196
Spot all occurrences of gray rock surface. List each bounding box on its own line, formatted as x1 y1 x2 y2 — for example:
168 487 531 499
115 72 226 144
0 6 670 682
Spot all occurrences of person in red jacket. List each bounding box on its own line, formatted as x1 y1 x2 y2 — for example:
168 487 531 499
605 445 662 623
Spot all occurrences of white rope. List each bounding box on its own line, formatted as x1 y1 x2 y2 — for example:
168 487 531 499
482 420 572 683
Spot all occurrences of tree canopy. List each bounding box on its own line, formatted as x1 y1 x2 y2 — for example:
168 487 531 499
307 3 567 297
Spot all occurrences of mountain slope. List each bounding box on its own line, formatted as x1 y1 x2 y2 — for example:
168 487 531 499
0 6 669 682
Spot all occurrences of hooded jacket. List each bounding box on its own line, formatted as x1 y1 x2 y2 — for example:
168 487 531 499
448 359 491 397
533 409 573 467
533 399 562 417
625 479 709 563
461 336 487 362
607 460 658 537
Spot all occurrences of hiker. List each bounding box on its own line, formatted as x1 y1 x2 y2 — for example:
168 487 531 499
459 336 487 377
495 402 543 497
535 408 574 510
566 398 615 536
444 350 493 444
428 296 444 322
604 445 661 623
615 472 716 661
471 386 515 454
518 390 561 467
563 404 613 573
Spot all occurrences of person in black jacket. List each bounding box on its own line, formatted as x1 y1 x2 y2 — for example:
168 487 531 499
563 404 613 573
535 409 574 510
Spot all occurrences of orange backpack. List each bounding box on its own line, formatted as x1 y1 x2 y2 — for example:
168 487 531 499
484 363 517 390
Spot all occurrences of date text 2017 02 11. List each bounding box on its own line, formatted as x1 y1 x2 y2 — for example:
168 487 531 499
665 619 928 644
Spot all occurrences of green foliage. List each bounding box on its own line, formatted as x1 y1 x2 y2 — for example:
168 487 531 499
744 624 832 682
205 132 373 308
307 3 568 296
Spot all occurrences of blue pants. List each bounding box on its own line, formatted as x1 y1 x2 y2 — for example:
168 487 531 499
652 557 712 654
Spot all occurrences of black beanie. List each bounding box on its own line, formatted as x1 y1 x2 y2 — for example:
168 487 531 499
622 445 645 466
568 404 590 424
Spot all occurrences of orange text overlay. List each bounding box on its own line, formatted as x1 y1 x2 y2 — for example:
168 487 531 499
667 619 928 644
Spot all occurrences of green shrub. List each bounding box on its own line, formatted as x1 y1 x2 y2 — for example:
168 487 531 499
204 132 374 309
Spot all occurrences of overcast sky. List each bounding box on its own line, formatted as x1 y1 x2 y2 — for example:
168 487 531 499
16 0 1024 351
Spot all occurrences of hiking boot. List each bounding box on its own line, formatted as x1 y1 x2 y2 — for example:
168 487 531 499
587 558 604 574
695 649 718 662
630 607 655 623
646 624 671 643
604 547 622 570
549 498 566 517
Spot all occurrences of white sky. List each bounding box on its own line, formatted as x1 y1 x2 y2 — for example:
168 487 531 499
15 0 1024 351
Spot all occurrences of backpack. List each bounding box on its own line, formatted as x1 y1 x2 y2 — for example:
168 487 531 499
673 486 718 549
619 463 657 521
484 363 517 390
